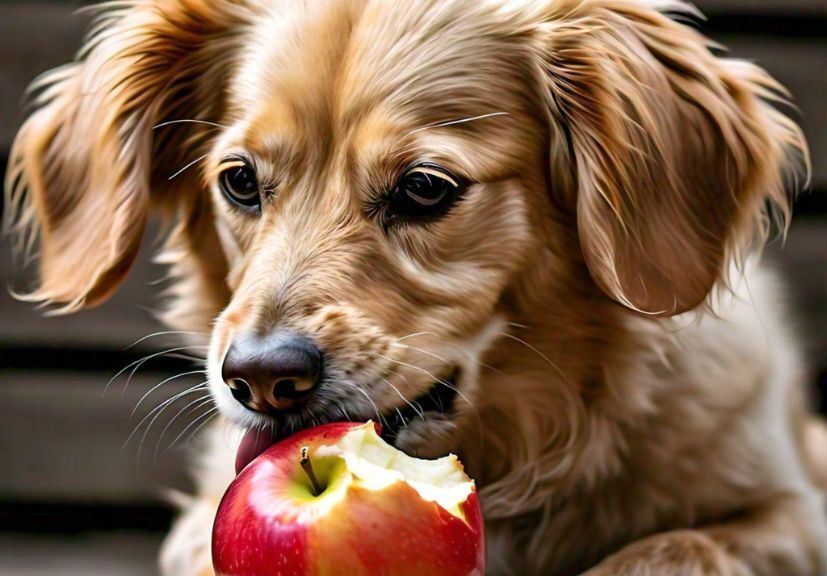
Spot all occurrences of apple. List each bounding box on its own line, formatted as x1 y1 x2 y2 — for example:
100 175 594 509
212 421 485 576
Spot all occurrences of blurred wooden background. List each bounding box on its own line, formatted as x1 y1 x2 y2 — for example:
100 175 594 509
0 1 825 574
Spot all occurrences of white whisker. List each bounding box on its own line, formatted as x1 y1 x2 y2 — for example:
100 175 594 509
380 376 424 420
407 112 509 135
394 331 437 343
153 396 214 462
153 119 228 130
165 407 220 454
500 332 569 383
124 330 208 351
123 382 208 450
131 369 207 417
396 338 502 375
377 353 474 411
341 381 385 426
103 345 209 397
153 393 212 448
168 153 209 181
391 342 450 365
163 352 207 363
182 409 220 446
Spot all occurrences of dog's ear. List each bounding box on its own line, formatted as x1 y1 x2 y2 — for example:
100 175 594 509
539 0 806 316
4 2 247 312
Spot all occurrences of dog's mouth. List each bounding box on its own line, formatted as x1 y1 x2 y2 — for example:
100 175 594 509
235 368 461 474
380 367 461 445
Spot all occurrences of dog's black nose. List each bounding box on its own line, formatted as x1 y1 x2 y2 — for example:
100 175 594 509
222 331 323 412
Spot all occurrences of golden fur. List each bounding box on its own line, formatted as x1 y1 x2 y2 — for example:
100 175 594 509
6 0 827 574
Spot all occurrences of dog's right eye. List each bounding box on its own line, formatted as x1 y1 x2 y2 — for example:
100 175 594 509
219 162 260 210
372 163 467 227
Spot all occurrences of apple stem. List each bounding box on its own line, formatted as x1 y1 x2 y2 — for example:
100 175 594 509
300 446 323 496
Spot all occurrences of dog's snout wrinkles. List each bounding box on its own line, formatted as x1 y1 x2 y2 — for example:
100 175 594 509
222 331 323 413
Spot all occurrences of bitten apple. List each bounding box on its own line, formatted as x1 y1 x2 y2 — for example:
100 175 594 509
212 421 485 576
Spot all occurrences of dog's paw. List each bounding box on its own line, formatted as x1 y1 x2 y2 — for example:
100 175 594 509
582 531 752 576
159 496 219 576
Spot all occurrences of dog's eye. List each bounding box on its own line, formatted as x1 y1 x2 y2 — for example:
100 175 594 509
219 163 260 209
385 164 465 223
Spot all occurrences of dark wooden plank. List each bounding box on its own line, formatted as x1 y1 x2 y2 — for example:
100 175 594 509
0 532 163 576
0 370 216 501
697 0 827 15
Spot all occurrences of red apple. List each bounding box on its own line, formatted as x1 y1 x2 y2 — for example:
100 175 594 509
212 421 485 576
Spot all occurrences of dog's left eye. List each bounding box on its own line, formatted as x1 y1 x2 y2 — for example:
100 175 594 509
384 164 465 224
219 163 260 210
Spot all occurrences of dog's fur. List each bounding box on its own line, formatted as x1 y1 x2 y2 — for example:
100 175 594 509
6 0 827 574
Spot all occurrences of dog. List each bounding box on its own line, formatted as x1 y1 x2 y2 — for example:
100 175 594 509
6 0 827 574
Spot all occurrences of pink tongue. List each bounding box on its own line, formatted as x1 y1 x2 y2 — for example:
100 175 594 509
236 427 281 475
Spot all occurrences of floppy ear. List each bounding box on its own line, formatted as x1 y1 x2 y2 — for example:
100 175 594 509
540 0 806 316
4 1 248 312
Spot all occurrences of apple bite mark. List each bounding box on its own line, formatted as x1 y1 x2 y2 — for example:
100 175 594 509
313 422 475 522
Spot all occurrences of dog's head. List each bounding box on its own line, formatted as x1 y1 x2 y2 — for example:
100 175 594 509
6 0 804 459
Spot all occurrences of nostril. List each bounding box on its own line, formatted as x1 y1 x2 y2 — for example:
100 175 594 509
227 378 252 404
273 376 315 400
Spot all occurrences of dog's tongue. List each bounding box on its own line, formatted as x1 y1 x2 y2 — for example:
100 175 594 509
235 427 281 475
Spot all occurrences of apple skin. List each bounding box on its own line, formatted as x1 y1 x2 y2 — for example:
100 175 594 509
212 422 485 576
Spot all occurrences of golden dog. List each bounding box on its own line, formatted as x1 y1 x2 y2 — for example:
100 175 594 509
6 0 827 574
